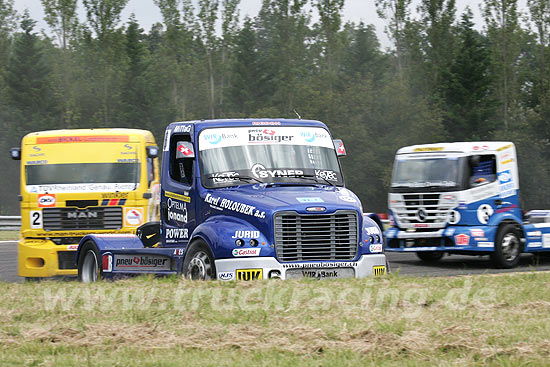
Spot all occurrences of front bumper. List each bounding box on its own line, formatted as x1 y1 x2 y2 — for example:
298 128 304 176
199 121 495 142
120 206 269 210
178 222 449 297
214 254 387 280
384 226 496 253
18 239 78 277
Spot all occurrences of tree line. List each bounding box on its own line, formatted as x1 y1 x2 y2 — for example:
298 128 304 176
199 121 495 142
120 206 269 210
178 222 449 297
0 0 549 214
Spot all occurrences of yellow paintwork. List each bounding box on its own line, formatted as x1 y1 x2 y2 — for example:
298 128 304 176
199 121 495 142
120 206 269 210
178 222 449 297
17 129 160 278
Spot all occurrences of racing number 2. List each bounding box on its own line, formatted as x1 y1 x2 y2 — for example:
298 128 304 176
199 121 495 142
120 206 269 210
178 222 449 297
30 210 42 229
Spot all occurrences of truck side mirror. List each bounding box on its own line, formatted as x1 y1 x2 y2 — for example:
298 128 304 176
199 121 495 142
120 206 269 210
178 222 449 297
333 139 346 157
147 146 159 158
10 148 20 160
176 141 195 159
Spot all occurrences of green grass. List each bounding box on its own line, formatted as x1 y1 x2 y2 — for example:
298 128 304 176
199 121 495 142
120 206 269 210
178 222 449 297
1 272 550 366
0 231 19 241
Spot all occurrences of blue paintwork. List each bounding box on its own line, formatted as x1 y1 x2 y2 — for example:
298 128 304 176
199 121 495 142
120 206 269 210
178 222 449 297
77 119 384 278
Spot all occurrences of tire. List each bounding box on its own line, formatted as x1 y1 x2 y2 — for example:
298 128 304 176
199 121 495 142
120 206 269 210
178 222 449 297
416 251 444 263
492 224 522 268
78 241 102 282
182 240 216 280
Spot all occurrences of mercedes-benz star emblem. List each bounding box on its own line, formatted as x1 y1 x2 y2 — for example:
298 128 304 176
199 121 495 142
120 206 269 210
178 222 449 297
417 208 427 222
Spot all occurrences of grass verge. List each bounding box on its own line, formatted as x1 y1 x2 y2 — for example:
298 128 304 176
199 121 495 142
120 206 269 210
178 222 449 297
1 272 550 366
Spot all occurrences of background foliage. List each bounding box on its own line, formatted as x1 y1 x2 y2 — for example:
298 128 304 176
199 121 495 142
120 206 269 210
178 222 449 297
1 0 549 214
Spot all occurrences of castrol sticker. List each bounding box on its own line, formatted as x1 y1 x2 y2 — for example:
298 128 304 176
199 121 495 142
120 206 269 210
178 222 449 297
124 208 144 227
232 248 261 257
38 194 56 208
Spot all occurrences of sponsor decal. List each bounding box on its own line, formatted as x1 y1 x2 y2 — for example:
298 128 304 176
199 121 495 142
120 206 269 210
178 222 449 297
365 227 380 235
117 158 138 163
478 242 494 247
528 242 542 247
474 237 488 241
102 192 129 199
527 231 542 237
211 171 240 184
373 265 386 277
498 170 515 198
448 210 461 225
218 272 234 281
297 197 324 203
38 194 56 208
30 210 42 229
300 130 329 143
204 193 266 219
251 163 303 179
236 269 263 280
543 234 550 248
477 204 494 224
501 158 513 165
167 198 188 225
252 121 281 125
66 244 79 250
165 191 191 203
102 253 113 272
36 135 129 144
27 183 138 193
124 208 144 227
232 248 261 257
166 228 189 241
458 201 467 210
497 144 513 152
495 204 518 214
473 145 489 151
339 196 356 203
174 124 192 133
163 129 171 151
30 145 45 157
413 147 444 152
282 262 358 269
314 169 338 182
113 254 170 271
248 128 293 143
232 230 260 239
369 244 383 253
173 248 184 256
101 198 127 206
470 229 485 237
454 234 470 246
26 160 48 165
203 133 222 145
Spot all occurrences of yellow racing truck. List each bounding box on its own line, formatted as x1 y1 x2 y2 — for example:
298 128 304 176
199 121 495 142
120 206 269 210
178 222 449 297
10 129 160 279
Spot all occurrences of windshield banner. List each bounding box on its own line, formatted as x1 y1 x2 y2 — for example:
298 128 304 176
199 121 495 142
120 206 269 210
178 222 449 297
198 127 334 151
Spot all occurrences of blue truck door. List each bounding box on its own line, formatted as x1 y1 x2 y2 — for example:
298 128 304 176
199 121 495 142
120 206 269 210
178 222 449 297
161 126 196 248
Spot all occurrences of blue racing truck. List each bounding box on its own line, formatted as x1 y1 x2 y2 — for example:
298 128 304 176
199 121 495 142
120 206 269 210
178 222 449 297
76 119 387 281
385 141 550 268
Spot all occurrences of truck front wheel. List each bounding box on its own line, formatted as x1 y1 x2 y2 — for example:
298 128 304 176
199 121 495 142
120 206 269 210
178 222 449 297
182 240 216 280
416 251 444 263
492 224 522 268
78 241 101 282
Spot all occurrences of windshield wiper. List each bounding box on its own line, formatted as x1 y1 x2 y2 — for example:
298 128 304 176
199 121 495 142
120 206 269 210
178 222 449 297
207 174 263 185
298 174 335 187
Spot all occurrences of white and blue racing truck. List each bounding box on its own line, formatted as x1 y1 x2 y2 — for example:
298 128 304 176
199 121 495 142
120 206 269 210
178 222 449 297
384 142 550 268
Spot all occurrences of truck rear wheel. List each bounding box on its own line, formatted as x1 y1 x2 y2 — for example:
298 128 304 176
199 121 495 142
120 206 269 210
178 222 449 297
78 241 101 282
492 224 522 268
182 240 216 280
416 251 444 263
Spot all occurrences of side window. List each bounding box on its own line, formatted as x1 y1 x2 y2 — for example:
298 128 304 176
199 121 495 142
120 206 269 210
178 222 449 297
469 155 496 187
169 134 194 186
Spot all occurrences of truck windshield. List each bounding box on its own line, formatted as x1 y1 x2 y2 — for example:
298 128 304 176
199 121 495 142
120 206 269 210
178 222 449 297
391 156 466 192
198 126 343 187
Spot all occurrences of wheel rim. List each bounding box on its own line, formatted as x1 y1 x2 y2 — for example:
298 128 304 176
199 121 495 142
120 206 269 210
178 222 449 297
501 233 520 262
82 250 98 283
187 251 212 280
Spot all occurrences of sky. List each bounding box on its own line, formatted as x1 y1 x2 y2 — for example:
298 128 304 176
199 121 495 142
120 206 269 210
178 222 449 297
12 0 510 49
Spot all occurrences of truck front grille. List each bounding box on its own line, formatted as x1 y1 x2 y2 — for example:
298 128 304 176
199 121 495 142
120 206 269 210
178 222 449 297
274 210 358 262
393 193 453 228
43 207 122 231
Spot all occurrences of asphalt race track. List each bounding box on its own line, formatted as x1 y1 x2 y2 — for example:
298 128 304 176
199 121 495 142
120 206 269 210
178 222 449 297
2 241 550 282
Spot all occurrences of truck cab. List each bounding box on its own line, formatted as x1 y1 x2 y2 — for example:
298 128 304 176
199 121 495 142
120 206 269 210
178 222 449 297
76 119 387 281
384 142 550 268
11 129 160 278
